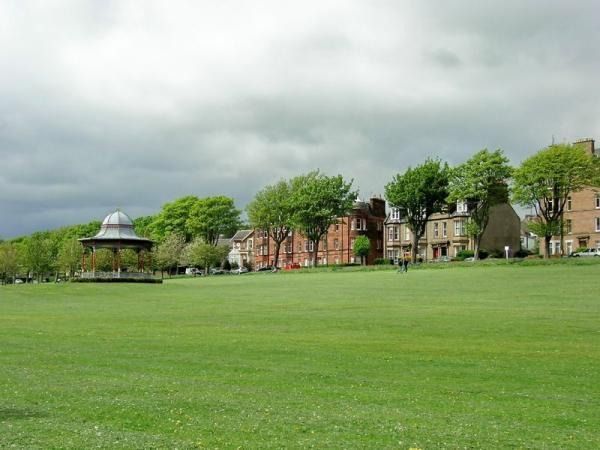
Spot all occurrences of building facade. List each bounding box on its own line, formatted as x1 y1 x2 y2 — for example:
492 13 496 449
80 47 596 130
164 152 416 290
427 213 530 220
253 197 386 269
384 201 521 261
547 139 600 256
228 230 254 267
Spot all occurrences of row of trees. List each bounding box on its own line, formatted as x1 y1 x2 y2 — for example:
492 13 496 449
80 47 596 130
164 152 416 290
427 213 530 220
2 142 599 282
384 143 600 261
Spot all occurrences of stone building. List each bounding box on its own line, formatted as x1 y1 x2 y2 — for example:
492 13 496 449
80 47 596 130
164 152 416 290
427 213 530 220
384 200 521 261
228 230 254 268
253 197 386 269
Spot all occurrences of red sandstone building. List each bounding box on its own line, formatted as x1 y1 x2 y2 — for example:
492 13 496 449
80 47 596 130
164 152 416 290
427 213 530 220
254 197 386 269
547 138 600 256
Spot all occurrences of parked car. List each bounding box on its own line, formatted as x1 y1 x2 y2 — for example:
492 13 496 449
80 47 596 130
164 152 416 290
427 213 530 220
185 267 203 275
257 266 274 272
231 266 249 274
14 279 24 284
571 248 600 257
210 268 226 275
284 263 301 270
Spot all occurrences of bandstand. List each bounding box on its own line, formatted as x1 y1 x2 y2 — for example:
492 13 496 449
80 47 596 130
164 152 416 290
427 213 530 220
79 210 159 282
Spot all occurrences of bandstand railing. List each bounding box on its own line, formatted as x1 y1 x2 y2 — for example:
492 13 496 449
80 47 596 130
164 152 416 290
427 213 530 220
80 271 154 279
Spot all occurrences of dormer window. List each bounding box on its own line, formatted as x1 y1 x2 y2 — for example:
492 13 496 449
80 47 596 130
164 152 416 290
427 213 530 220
456 201 468 213
391 208 401 220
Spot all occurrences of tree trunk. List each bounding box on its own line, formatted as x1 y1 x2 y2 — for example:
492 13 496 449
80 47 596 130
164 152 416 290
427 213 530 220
273 241 282 272
473 234 482 261
312 240 319 267
411 232 419 263
544 235 551 259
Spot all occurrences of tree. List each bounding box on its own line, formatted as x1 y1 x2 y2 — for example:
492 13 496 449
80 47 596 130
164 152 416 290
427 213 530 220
447 149 513 260
353 235 371 265
150 196 199 242
22 232 55 282
154 233 186 278
0 242 20 284
186 196 241 246
247 179 295 270
57 238 83 278
512 143 600 257
184 239 230 274
385 158 450 263
290 171 356 267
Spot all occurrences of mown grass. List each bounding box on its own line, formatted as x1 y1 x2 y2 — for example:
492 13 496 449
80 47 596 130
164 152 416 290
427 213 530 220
1 265 599 449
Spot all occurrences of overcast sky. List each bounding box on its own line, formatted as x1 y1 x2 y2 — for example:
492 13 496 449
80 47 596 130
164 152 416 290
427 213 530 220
1 1 599 238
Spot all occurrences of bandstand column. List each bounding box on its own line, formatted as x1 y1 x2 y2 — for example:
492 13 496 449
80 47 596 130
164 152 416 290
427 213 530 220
82 248 87 272
91 246 97 275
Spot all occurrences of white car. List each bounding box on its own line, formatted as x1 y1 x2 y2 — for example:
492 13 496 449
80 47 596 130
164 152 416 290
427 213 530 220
572 248 600 257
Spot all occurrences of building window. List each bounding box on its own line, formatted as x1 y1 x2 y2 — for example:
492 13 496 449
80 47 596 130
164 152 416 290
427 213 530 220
351 219 355 230
322 240 328 250
304 241 314 252
335 223 340 231
355 218 367 230
298 242 302 252
456 201 468 213
567 196 572 211
387 250 394 259
454 220 465 236
247 239 253 250
377 221 382 231
388 227 394 241
334 238 340 250
377 239 382 250
596 217 600 232
596 194 600 209
548 199 554 213
391 208 401 220
350 238 355 249
404 226 410 241
433 222 439 238
442 221 447 237
566 219 572 234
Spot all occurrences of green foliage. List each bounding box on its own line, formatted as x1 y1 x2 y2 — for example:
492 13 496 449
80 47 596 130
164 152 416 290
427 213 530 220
247 179 295 268
0 242 20 282
186 196 241 246
57 239 83 277
154 233 186 275
184 239 230 272
448 149 512 259
385 158 449 262
512 143 600 256
352 235 371 264
133 215 156 239
373 258 392 265
21 232 56 280
290 171 356 266
455 249 475 260
150 196 200 242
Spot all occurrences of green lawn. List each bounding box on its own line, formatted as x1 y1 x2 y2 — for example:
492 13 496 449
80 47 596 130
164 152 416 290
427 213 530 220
1 265 599 449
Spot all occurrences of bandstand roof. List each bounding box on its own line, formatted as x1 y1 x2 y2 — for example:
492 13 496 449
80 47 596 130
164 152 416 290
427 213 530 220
79 209 153 249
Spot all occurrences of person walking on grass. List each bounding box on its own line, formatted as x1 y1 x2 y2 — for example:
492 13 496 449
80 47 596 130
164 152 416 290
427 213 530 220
403 255 409 273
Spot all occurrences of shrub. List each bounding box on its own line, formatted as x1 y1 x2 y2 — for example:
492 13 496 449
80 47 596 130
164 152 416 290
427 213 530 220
575 246 588 253
514 248 532 258
222 259 232 271
374 258 392 265
487 249 504 259
456 250 475 261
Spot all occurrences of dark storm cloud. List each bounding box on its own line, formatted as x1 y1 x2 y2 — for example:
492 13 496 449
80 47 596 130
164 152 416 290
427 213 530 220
0 0 599 237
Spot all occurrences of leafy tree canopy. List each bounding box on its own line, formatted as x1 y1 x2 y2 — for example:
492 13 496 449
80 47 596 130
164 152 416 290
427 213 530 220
186 196 241 246
385 158 449 262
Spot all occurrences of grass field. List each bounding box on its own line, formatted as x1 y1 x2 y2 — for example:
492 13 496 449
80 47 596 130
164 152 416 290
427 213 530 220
1 265 599 449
